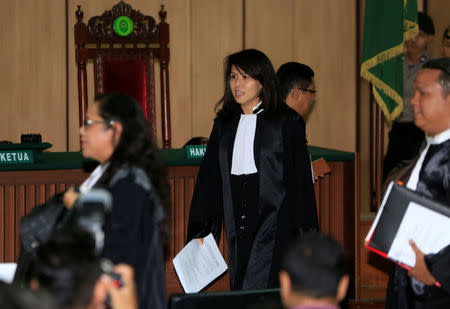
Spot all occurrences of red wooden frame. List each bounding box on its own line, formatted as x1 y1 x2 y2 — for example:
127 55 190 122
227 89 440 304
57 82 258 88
74 1 171 147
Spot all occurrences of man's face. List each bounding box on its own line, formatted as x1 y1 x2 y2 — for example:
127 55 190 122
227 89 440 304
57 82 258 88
286 78 316 117
405 30 432 55
411 69 450 136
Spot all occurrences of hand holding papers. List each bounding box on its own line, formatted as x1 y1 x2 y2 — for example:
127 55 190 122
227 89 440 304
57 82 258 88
173 233 228 293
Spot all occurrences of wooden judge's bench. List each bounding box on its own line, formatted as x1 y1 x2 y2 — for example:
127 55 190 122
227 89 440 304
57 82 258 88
0 147 387 306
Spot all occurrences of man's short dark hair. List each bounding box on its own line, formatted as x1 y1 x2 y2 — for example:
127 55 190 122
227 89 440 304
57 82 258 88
422 58 450 97
31 227 101 308
277 62 314 99
418 12 435 35
281 232 347 298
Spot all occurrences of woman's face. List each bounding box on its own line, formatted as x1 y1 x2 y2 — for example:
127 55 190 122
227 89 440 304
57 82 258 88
229 65 262 114
79 103 119 164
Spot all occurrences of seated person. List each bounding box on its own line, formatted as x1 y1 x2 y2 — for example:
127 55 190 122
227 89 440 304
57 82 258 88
279 232 349 309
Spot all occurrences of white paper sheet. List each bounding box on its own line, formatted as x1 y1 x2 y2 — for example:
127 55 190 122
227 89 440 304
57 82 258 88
0 263 17 284
387 201 450 267
173 233 228 293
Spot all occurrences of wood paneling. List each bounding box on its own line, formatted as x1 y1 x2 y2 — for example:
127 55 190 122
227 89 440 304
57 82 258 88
2 0 358 153
191 0 243 140
0 0 66 150
0 157 358 298
245 0 295 68
165 166 230 295
246 0 357 152
0 169 89 262
359 216 390 300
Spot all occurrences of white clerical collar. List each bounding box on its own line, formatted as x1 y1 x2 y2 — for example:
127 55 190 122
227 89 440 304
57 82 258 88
425 128 450 145
231 101 263 175
407 128 450 190
252 101 263 114
79 162 110 194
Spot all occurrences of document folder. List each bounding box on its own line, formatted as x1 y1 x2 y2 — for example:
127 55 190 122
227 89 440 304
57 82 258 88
365 182 450 270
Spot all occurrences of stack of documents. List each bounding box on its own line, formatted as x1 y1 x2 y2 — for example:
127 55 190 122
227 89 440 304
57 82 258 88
365 182 450 268
173 233 228 293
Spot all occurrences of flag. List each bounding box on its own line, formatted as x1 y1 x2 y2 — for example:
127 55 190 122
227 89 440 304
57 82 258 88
361 0 418 122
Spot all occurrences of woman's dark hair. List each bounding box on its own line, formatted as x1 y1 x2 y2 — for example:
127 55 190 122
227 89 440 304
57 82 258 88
216 49 284 120
93 93 171 255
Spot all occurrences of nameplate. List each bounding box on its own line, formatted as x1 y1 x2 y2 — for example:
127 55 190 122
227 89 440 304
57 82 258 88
0 142 52 164
185 145 207 159
0 150 34 164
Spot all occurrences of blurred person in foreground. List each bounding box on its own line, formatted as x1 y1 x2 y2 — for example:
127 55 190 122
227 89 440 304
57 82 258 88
279 232 349 309
17 93 169 309
29 227 138 309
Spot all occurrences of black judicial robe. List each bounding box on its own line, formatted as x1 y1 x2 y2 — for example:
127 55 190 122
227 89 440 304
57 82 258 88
187 106 318 290
386 138 450 309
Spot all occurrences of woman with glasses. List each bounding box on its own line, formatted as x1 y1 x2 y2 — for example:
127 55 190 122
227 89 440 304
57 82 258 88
18 93 169 309
187 49 318 290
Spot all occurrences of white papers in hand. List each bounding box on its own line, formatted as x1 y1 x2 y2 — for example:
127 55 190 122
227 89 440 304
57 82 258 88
0 263 17 284
173 233 228 293
388 201 450 267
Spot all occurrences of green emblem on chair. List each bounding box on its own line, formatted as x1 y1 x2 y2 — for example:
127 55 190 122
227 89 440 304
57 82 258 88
114 16 134 36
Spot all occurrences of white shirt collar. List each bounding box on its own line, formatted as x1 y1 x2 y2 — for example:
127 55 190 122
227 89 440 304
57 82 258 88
79 162 110 194
407 128 450 190
252 101 263 113
426 128 450 145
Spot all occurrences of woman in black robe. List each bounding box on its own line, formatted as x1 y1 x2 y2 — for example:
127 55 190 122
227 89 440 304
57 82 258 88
187 49 318 290
18 93 169 309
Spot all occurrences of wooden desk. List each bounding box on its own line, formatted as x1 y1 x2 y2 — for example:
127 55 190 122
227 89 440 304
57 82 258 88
0 148 359 298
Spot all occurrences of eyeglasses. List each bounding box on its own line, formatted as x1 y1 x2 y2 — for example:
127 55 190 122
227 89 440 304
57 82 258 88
292 88 317 95
82 119 116 128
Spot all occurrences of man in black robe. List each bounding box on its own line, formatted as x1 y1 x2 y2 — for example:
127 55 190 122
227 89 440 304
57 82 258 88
386 58 450 308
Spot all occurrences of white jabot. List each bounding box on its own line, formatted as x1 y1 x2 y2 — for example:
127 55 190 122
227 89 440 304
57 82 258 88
79 162 110 194
407 128 450 190
231 102 263 175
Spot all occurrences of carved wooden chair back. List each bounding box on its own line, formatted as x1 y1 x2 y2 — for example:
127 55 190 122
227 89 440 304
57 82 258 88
75 1 171 147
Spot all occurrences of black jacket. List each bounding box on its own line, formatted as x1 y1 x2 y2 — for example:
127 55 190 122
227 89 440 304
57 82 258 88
386 138 450 309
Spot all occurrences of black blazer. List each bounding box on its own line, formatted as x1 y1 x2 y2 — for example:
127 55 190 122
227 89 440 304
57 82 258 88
187 107 318 289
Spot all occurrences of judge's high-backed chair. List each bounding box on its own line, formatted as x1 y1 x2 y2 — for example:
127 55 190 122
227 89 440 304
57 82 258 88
75 1 171 147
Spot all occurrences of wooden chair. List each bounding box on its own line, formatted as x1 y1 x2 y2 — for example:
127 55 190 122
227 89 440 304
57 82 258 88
75 1 171 147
